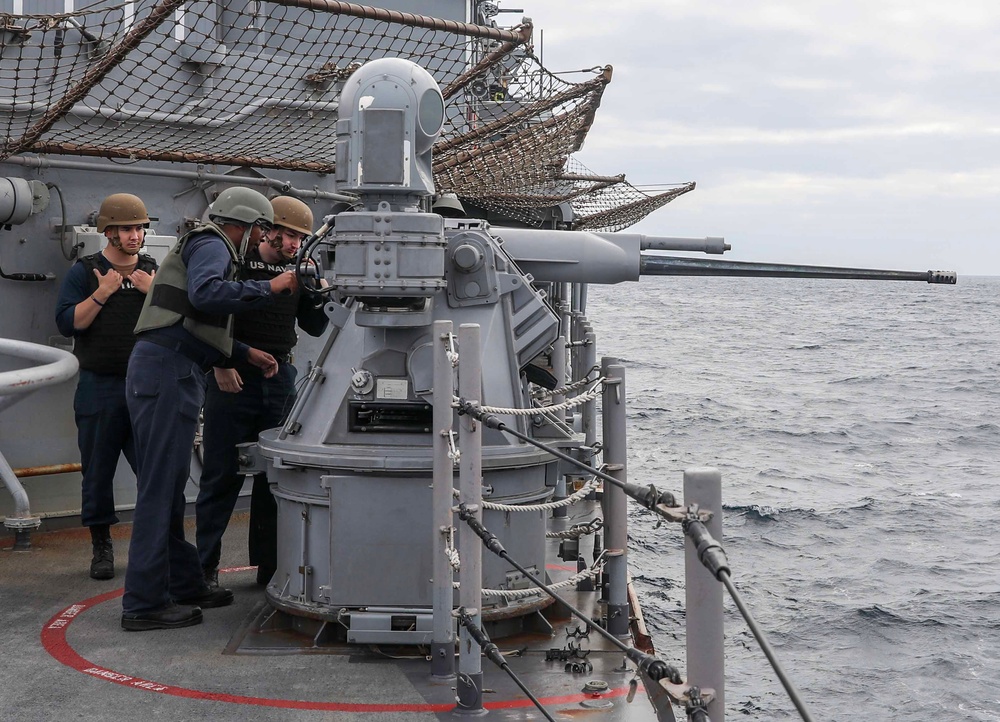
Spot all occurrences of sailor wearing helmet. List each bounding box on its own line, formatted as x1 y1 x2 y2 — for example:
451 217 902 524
120 186 296 631
55 193 157 582
195 195 328 590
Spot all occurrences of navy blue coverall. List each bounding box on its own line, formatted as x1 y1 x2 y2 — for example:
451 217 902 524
195 360 296 578
122 233 273 615
195 247 327 580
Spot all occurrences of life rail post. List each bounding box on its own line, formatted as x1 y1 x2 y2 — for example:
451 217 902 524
550 284 570 519
582 327 598 448
455 323 484 713
685 467 726 721
601 358 630 637
430 319 456 678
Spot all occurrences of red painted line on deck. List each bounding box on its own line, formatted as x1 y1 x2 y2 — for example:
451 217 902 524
40 568 630 712
546 563 578 571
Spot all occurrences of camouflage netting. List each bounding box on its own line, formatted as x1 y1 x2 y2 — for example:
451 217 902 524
0 0 691 230
561 159 696 232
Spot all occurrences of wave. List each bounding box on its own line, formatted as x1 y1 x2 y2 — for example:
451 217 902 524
590 277 1000 720
828 373 892 384
723 503 813 521
720 497 882 526
762 428 851 440
856 604 947 627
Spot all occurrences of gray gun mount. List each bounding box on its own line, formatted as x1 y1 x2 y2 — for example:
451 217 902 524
259 59 579 640
257 57 955 644
491 228 729 284
492 228 954 285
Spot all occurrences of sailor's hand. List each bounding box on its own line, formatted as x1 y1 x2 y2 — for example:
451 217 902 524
93 267 123 299
247 347 279 378
269 270 298 296
129 267 155 294
213 366 243 393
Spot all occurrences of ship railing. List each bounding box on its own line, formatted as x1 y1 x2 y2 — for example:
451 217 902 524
434 319 818 721
429 320 681 719
0 339 78 549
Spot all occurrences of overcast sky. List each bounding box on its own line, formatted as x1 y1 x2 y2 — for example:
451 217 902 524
518 1 998 276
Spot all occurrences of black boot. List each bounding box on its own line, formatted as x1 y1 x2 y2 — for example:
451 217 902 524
203 567 219 590
89 524 114 580
255 566 275 586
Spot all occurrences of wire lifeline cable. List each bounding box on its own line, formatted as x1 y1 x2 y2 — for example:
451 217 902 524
459 399 817 722
456 503 682 686
455 398 677 511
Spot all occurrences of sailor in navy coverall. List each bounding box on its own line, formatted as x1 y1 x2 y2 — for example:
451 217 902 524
54 193 157 580
196 196 327 587
121 187 297 631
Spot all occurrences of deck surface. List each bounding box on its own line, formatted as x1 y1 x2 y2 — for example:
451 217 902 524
1 511 665 721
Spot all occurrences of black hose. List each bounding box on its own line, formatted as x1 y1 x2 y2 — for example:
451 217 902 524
0 258 54 282
46 182 76 261
456 504 682 685
456 610 555 722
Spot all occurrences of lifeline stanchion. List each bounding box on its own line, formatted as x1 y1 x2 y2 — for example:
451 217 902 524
685 517 816 722
685 468 725 721
582 327 598 450
454 323 484 714
455 609 556 722
601 359 629 637
430 319 456 678
550 287 569 518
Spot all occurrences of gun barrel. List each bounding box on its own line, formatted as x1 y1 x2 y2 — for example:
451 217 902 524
640 256 957 284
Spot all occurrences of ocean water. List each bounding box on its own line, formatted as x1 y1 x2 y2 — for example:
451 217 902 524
584 274 1000 721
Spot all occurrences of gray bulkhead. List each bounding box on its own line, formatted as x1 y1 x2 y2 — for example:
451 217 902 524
0 0 476 524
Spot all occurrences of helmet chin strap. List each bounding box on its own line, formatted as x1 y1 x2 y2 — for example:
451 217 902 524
108 229 142 256
237 224 253 259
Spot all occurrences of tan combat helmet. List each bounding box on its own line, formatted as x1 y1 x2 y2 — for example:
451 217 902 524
270 196 314 236
96 193 150 232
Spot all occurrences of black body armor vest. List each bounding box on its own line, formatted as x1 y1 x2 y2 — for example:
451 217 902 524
233 248 299 355
74 252 157 375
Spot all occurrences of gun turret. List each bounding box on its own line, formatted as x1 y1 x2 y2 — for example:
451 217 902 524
262 56 958 669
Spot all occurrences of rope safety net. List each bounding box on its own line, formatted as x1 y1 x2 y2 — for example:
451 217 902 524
0 0 691 231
